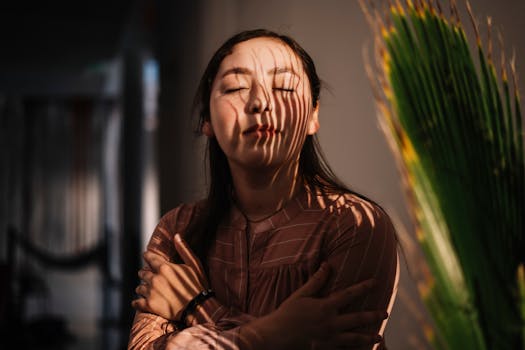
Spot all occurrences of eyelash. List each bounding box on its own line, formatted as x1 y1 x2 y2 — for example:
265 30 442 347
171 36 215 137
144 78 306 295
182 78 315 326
224 88 246 94
224 87 295 94
273 87 294 92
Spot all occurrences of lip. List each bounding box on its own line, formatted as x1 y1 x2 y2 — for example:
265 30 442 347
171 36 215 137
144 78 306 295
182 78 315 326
242 124 279 135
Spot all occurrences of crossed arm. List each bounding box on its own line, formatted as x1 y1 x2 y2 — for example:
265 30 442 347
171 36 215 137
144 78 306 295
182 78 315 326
128 206 398 350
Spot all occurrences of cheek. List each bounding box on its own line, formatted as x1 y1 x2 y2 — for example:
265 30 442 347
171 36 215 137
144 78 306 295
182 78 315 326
274 94 311 132
272 94 313 160
209 99 241 147
210 98 230 127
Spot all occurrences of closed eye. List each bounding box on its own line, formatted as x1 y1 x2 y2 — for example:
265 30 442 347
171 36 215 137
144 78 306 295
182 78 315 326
273 87 294 92
224 87 247 94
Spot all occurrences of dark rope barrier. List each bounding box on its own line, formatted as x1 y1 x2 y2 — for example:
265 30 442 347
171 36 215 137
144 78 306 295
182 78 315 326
7 226 106 271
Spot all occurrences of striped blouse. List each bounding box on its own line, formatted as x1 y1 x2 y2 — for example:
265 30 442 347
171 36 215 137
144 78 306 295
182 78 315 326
128 187 399 350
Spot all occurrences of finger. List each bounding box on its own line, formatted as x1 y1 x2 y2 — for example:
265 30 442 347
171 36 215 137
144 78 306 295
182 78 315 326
325 278 376 309
335 333 383 348
318 332 383 349
132 294 175 320
333 310 388 331
158 263 203 297
143 251 167 273
173 233 207 284
289 262 330 299
138 268 155 285
131 297 148 313
135 283 149 298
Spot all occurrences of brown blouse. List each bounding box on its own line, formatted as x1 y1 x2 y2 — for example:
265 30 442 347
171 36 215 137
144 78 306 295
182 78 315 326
128 188 399 350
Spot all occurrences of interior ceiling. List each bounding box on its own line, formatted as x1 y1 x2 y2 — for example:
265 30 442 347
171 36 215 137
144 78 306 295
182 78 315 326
0 1 134 73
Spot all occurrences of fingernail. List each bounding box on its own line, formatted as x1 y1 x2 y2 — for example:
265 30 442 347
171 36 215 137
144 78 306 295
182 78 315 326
174 233 182 242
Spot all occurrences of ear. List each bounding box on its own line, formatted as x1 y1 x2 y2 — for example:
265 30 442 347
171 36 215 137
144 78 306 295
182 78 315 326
307 104 320 135
202 120 215 137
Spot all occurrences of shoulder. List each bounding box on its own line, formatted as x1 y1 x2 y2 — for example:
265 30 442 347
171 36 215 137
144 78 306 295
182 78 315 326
309 188 392 226
157 200 205 235
313 190 397 249
335 192 393 229
146 200 205 258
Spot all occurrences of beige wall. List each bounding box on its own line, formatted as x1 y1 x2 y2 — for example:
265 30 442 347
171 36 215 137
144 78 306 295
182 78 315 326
190 1 525 348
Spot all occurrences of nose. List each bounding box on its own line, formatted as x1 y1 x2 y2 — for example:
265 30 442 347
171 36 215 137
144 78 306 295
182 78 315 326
246 83 272 114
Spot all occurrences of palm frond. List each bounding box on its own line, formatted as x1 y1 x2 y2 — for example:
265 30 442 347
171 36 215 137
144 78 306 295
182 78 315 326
360 0 525 348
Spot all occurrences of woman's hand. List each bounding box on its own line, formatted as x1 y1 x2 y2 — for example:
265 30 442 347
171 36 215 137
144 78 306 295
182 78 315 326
240 263 387 350
132 233 209 321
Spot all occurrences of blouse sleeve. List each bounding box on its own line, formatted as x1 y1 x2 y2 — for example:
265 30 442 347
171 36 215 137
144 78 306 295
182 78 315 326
127 204 257 350
320 196 400 349
128 310 255 350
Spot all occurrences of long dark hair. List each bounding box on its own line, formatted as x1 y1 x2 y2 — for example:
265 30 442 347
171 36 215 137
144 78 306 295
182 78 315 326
185 29 371 270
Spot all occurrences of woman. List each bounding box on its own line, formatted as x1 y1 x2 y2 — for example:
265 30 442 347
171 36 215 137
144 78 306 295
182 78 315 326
128 29 399 350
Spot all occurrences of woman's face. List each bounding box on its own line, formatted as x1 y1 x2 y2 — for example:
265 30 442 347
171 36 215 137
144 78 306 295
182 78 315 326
207 37 319 171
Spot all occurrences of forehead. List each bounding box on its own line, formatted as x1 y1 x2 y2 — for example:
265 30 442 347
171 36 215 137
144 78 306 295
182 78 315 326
219 37 303 73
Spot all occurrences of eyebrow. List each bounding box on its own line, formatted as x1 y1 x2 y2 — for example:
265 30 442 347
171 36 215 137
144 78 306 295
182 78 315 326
271 67 298 76
220 66 299 79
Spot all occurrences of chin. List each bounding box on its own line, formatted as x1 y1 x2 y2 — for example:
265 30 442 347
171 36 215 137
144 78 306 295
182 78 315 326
235 154 282 170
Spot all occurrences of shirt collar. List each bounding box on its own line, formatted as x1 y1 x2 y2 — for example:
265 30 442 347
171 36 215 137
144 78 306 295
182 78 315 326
225 185 314 234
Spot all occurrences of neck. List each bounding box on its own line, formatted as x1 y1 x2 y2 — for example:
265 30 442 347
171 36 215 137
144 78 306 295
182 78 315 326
229 161 302 221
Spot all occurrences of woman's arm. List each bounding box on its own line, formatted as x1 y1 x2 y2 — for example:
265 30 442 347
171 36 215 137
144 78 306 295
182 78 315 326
128 223 257 350
128 203 394 350
128 262 386 350
319 199 400 349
